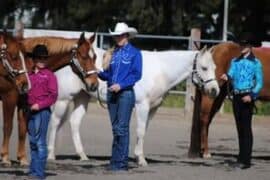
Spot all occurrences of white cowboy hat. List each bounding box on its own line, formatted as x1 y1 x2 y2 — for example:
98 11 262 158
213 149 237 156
109 22 138 38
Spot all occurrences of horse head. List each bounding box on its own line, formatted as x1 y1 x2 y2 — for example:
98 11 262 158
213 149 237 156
0 32 30 94
192 46 220 98
70 32 98 91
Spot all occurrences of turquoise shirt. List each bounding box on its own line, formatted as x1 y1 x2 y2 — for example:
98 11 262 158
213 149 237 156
227 56 263 99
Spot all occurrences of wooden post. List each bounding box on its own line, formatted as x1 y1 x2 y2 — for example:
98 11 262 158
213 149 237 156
14 20 24 39
186 28 201 157
184 28 201 120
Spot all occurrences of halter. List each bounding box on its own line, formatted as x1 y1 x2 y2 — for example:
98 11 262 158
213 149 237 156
191 53 217 91
0 43 28 78
70 45 98 78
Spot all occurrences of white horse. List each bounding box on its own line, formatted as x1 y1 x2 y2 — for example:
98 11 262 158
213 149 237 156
47 46 220 166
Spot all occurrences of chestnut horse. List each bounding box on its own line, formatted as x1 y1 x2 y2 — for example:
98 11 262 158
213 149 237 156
0 32 30 165
0 32 98 165
189 42 270 158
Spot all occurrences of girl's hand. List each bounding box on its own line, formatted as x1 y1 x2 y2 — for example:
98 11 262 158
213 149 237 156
220 74 228 81
242 95 252 103
109 84 121 93
31 103 39 111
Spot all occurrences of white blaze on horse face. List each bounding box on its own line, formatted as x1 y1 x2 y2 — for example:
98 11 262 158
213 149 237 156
196 49 220 97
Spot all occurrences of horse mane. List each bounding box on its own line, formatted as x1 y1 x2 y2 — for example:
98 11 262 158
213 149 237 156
22 37 78 55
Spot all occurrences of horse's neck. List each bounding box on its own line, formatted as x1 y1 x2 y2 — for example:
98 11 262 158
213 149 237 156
154 50 197 89
46 51 72 72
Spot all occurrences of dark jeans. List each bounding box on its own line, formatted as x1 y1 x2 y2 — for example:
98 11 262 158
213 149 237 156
107 89 135 170
232 94 254 165
28 108 51 179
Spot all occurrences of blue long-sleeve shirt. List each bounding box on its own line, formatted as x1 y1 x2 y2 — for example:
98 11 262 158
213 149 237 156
98 43 142 90
227 56 263 99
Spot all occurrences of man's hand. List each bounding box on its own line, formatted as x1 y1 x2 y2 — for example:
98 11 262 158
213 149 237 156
242 95 252 103
220 74 228 81
30 103 40 111
109 84 121 93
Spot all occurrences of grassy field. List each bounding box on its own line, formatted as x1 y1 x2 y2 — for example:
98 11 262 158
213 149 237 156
162 94 270 116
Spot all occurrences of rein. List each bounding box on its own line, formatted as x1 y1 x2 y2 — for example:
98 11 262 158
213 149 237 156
191 53 217 91
70 45 98 78
0 44 28 78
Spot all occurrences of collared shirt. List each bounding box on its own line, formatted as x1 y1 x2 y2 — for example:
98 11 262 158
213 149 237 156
28 68 58 110
98 43 142 90
227 56 263 99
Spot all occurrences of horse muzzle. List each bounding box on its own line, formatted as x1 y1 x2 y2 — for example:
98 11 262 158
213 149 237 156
204 81 220 98
86 82 99 92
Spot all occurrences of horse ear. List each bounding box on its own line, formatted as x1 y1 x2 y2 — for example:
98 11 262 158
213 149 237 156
89 33 96 44
200 45 208 54
209 46 214 53
0 34 4 44
78 32 85 45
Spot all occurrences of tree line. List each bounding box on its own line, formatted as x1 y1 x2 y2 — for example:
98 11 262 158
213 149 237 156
1 0 269 44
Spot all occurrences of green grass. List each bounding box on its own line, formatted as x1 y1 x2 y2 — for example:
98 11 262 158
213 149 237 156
224 99 270 115
163 94 270 116
162 94 185 108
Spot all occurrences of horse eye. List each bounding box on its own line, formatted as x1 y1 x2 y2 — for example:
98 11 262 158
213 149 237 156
202 66 208 71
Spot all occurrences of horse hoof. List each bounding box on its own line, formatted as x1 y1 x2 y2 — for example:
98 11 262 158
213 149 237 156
80 157 89 161
138 158 148 167
203 153 212 159
1 159 12 166
20 159 29 166
47 154 56 161
79 153 89 161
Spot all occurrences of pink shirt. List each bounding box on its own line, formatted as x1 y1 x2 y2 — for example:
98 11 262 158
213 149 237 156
28 68 58 110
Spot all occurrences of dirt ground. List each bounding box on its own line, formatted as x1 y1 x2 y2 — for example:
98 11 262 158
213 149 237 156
0 103 270 180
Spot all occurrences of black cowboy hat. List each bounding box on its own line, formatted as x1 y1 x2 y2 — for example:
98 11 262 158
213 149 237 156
31 44 49 59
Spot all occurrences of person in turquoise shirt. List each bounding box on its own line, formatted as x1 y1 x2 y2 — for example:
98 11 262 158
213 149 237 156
221 45 263 169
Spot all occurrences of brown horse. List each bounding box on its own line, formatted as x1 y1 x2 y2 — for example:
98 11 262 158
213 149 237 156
189 42 270 158
0 32 30 165
0 32 98 165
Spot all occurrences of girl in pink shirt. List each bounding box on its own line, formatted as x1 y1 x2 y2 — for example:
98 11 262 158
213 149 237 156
27 44 58 179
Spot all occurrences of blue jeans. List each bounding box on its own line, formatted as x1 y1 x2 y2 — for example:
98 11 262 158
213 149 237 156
28 108 51 179
107 89 135 170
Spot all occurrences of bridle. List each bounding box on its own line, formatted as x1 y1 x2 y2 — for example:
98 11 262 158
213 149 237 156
191 53 217 91
70 44 98 78
0 43 28 79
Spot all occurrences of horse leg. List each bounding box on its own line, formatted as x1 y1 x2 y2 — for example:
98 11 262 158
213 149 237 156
48 100 69 160
69 92 90 161
1 94 17 165
200 104 212 159
134 101 150 166
201 85 228 158
17 107 28 166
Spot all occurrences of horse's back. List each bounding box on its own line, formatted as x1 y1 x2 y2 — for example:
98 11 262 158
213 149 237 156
253 47 270 100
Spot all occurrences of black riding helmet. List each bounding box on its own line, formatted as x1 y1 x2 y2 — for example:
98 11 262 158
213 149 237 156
32 44 49 60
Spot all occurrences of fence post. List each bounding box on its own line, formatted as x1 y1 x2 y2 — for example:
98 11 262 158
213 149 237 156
184 28 201 120
14 20 24 39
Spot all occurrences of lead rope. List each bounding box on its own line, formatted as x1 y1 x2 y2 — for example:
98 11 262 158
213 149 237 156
96 87 107 109
19 51 31 90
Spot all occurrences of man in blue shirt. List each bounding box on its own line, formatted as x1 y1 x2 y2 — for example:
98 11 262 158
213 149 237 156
221 45 263 169
98 22 142 171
